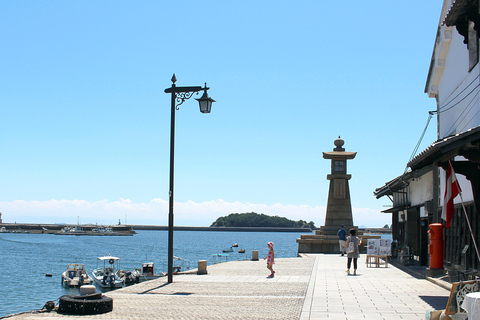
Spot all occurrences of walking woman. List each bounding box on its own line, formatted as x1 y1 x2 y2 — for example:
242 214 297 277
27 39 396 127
346 229 362 275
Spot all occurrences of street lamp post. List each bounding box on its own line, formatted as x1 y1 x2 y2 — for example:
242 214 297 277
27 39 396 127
164 74 215 283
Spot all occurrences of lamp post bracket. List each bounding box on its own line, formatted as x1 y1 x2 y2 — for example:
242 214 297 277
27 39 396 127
164 86 204 94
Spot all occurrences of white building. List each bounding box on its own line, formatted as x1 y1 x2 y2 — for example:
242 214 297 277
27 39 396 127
375 0 480 274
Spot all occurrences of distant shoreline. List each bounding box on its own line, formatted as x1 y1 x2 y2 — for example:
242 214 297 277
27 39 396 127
132 225 312 233
0 223 313 233
0 223 391 234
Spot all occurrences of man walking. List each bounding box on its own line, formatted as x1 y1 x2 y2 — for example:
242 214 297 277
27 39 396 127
337 225 347 256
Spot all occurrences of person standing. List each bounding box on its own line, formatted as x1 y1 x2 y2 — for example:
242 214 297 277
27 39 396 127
346 228 362 275
337 225 347 256
264 242 275 278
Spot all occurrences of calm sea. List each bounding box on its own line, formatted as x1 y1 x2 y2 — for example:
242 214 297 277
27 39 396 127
0 229 311 317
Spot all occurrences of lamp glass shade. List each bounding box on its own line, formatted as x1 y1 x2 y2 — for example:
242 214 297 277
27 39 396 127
196 92 215 114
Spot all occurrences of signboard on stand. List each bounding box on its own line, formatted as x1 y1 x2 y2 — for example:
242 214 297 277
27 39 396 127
367 239 392 256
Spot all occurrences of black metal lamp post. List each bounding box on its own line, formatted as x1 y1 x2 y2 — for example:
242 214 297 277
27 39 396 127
164 74 215 283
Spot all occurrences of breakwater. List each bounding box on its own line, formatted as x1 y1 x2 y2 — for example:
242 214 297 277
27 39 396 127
0 223 311 234
0 223 312 234
132 225 313 232
0 223 135 235
0 223 391 234
361 227 392 234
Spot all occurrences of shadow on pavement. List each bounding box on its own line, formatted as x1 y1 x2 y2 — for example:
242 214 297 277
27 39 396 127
419 295 449 310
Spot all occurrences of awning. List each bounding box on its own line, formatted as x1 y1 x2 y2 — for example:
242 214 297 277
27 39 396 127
381 206 406 214
374 165 434 199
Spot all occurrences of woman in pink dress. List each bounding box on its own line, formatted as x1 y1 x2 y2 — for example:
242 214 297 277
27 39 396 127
264 242 275 278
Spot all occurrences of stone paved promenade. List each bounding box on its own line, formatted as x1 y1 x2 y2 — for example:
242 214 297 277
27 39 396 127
4 254 450 320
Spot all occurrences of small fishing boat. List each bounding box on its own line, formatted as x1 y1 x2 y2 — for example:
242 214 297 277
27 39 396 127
132 262 166 282
91 256 124 288
61 263 94 287
116 269 138 285
222 247 233 252
91 226 119 236
171 256 191 274
57 225 86 235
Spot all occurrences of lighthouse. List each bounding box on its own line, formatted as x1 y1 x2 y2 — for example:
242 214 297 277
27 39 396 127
297 137 376 253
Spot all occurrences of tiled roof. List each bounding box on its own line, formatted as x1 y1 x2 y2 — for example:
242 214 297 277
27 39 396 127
444 0 477 26
407 126 480 170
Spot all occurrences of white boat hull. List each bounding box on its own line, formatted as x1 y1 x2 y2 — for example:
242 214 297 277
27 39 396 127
62 272 93 287
92 268 124 288
61 263 94 288
132 272 165 282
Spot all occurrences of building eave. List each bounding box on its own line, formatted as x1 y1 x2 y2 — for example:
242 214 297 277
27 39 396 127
425 0 455 97
407 125 480 170
381 206 407 214
374 165 434 199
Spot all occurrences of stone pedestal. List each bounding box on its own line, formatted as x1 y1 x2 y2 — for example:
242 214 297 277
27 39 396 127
197 260 207 275
251 250 259 261
297 228 380 253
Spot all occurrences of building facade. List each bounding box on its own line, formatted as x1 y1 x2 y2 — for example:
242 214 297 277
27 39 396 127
375 0 480 275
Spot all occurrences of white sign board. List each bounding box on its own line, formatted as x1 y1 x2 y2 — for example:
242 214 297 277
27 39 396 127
367 239 391 256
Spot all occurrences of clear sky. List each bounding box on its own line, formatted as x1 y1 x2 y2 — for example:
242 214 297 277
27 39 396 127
1 1 442 227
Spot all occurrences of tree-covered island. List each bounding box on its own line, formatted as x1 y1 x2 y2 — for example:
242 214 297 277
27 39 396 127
210 212 315 229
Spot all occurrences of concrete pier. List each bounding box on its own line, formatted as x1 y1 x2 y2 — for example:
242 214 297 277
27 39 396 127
6 254 450 320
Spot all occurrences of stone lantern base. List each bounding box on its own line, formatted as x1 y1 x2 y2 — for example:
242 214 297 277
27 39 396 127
297 228 380 254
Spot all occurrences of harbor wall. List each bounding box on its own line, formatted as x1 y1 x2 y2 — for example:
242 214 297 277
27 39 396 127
0 223 313 233
0 223 135 235
132 225 313 233
0 223 391 234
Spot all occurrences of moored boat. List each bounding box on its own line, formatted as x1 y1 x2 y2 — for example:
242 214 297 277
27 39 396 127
132 262 166 282
57 225 85 235
116 269 139 285
91 256 124 288
90 226 119 236
61 263 94 287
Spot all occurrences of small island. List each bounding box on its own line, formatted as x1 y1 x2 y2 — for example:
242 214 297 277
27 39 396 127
210 212 315 229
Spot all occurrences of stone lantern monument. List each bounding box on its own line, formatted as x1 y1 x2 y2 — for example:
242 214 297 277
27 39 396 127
297 137 375 253
322 136 356 231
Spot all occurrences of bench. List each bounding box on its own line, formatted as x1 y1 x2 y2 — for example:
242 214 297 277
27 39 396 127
365 255 388 268
426 279 479 320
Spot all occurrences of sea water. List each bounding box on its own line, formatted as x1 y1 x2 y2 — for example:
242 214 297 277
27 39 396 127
0 230 309 317
0 230 391 317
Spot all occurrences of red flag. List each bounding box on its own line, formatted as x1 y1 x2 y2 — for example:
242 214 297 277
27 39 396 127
442 160 461 229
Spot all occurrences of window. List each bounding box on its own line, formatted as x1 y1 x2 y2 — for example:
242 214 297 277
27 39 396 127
334 160 345 173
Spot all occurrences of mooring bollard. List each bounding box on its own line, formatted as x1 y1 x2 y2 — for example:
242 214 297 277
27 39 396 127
197 260 207 274
252 250 259 261
79 285 96 295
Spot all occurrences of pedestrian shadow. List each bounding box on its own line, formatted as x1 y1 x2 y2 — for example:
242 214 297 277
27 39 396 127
419 295 449 310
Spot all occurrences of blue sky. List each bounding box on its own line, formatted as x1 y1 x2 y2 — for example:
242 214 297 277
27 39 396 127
1 1 441 227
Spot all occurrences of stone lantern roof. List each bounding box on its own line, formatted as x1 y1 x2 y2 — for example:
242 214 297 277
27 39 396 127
322 136 357 159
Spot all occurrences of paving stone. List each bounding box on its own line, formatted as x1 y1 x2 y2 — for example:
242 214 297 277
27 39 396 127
5 254 451 320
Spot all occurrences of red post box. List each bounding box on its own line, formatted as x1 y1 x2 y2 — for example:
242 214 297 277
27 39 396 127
428 223 444 269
